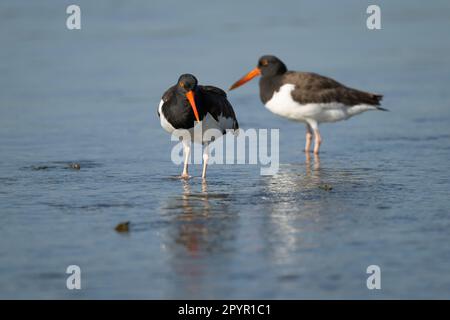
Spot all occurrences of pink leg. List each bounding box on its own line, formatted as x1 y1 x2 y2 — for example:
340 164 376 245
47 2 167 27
181 144 190 179
305 124 313 153
201 145 209 179
313 129 322 154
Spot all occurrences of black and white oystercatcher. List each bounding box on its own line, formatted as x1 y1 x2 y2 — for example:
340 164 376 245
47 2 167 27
229 55 385 154
158 74 239 179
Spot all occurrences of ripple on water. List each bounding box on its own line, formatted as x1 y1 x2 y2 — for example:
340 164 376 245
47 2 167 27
24 160 101 171
42 202 135 212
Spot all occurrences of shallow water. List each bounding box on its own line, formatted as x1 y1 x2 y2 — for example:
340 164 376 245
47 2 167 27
1 1 450 299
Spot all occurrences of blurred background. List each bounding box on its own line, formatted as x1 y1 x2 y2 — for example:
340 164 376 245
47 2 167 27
0 0 449 299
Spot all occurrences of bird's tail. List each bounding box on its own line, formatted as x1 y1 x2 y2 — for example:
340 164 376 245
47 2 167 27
371 94 388 111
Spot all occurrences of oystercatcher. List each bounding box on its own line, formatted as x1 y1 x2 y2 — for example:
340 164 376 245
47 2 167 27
158 74 239 179
229 55 385 154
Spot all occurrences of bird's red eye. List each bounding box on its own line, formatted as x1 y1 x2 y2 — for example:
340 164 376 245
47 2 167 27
261 59 268 66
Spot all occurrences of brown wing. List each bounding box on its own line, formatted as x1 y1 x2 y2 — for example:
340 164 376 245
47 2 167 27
286 72 383 106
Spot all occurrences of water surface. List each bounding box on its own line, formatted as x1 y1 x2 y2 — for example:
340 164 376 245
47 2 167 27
1 0 450 299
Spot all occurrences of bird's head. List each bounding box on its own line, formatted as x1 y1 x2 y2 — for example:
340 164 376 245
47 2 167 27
177 74 200 122
229 55 287 91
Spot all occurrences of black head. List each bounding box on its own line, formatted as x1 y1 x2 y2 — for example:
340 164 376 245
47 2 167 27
257 55 287 77
177 74 198 93
175 74 200 122
229 55 287 91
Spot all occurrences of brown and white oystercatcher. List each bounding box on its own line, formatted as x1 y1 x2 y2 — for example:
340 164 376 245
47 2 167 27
229 55 385 154
158 74 239 179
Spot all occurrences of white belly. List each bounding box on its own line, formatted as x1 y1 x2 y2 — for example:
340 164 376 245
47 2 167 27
159 100 176 133
264 84 377 124
159 100 232 144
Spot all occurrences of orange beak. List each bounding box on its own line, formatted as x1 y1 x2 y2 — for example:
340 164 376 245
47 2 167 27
185 90 200 122
229 67 261 91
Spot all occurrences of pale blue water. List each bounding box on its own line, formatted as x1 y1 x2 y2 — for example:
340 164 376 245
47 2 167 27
1 0 450 299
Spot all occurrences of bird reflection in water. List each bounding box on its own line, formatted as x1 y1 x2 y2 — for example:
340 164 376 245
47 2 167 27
265 152 322 198
162 179 236 297
261 152 325 265
305 152 321 180
175 180 211 255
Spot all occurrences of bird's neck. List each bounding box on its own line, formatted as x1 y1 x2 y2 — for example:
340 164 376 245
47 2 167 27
259 74 284 104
